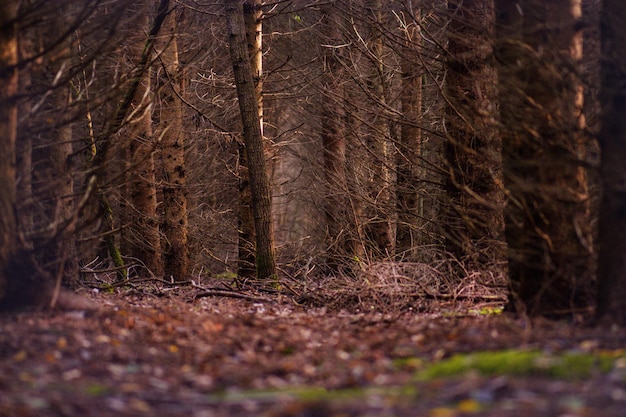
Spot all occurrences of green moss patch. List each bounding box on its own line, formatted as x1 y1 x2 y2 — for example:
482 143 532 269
415 349 624 381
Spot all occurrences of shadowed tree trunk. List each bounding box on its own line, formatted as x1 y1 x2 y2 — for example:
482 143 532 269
495 0 594 316
226 0 277 280
158 9 189 282
0 0 20 303
595 0 626 325
320 2 350 269
396 6 423 257
127 48 163 277
366 0 396 258
444 0 504 267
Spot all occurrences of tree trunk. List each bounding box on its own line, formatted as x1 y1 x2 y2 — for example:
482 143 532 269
444 0 504 267
495 0 594 316
226 0 277 280
237 0 263 278
0 0 20 302
158 9 189 282
366 0 396 258
595 0 626 325
396 7 424 257
127 47 163 277
320 2 350 269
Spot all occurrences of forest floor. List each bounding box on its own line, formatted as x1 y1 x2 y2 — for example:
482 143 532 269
1 267 626 417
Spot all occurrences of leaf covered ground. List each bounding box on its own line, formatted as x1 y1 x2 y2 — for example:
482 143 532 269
1 276 626 417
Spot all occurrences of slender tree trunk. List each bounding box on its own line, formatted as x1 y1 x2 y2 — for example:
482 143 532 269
158 9 189 281
118 6 166 278
51 84 78 287
90 0 170 276
16 32 33 242
127 49 163 277
495 0 593 316
321 3 350 269
366 0 396 258
226 0 277 280
595 0 626 325
0 0 20 301
444 0 504 267
396 7 423 257
237 0 263 278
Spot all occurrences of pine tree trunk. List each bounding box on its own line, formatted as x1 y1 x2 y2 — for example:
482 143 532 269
444 0 504 267
397 7 424 257
595 0 626 325
0 0 20 301
158 10 189 282
226 0 277 280
237 0 264 278
123 9 163 278
321 3 349 269
495 0 594 316
366 0 396 258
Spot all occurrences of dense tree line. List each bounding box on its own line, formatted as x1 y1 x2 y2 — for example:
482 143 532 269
0 0 625 324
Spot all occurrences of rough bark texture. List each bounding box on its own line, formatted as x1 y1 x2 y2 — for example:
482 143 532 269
320 3 350 269
127 41 163 277
366 0 396 258
595 0 626 325
237 0 263 279
226 0 277 280
396 7 423 257
495 0 594 316
0 1 20 301
158 10 189 282
444 0 504 267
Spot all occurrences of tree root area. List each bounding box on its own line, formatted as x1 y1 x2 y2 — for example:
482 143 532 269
0 289 625 417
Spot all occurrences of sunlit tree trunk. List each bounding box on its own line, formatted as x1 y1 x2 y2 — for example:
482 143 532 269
226 0 277 280
595 0 626 325
495 0 593 316
0 0 20 302
444 0 504 267
157 10 189 281
237 0 263 278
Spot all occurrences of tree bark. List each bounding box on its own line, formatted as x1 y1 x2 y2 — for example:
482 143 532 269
595 0 626 325
396 7 424 257
126 12 163 278
0 0 20 301
320 2 350 269
158 9 189 282
444 0 504 267
237 0 263 278
495 0 594 316
226 0 277 280
366 0 396 258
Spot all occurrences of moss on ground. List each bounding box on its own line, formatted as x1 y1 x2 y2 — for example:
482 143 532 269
415 349 625 381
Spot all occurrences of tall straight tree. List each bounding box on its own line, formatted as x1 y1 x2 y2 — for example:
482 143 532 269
157 8 189 281
237 0 263 278
396 6 424 256
125 8 163 277
366 0 396 257
225 0 276 280
320 2 350 268
444 0 504 266
0 0 20 303
596 0 626 325
495 0 594 316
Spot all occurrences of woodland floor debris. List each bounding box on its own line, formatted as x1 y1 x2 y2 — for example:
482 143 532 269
0 284 625 417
